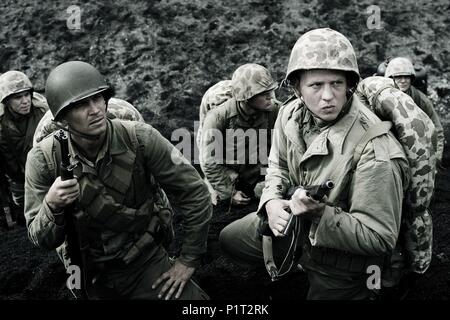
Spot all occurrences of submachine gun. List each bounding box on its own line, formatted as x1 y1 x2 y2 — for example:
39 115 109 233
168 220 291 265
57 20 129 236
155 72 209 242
261 180 334 281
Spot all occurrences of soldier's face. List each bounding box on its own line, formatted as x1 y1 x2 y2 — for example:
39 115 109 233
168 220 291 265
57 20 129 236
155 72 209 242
247 90 275 111
64 93 107 136
296 69 348 124
5 90 32 115
393 76 412 92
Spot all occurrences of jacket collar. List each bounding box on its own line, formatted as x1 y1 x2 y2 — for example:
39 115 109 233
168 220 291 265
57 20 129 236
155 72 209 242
68 119 129 172
285 96 359 164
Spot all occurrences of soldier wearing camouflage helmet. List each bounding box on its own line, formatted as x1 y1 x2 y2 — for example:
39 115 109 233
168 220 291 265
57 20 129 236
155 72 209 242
220 28 411 300
25 61 212 300
385 57 445 164
0 71 48 225
199 63 280 206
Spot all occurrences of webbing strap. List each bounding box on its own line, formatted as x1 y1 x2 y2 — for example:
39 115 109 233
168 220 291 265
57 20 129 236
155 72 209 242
352 121 392 170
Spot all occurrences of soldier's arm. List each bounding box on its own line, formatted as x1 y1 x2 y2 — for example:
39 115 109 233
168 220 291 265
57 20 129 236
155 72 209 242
200 111 240 201
420 96 445 163
136 123 212 268
24 145 66 250
311 138 410 256
356 76 436 213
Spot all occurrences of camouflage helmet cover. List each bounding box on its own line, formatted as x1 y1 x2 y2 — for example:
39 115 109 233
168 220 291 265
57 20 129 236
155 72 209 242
231 64 278 101
0 71 33 103
45 61 112 120
285 28 360 84
385 57 416 79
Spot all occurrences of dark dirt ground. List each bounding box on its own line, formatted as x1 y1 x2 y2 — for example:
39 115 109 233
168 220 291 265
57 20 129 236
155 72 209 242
1 0 449 300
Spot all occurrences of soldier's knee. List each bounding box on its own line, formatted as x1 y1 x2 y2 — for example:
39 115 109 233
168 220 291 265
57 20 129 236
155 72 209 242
219 223 237 257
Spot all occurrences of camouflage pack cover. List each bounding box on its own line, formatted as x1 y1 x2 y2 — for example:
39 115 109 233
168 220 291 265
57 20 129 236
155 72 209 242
285 28 359 83
33 97 144 145
356 76 435 273
0 71 33 103
230 63 277 101
385 57 416 79
199 80 232 126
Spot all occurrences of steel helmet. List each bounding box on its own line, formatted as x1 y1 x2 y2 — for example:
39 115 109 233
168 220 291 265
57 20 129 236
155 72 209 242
385 57 416 79
0 71 33 103
45 61 113 120
230 64 278 101
285 28 360 86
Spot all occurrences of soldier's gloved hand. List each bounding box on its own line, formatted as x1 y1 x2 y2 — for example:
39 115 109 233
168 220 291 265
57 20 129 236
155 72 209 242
45 176 80 213
231 190 251 206
152 259 195 300
290 188 325 220
265 198 291 237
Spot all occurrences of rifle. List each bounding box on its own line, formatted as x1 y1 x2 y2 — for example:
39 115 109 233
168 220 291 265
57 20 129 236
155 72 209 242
261 180 334 281
54 129 88 299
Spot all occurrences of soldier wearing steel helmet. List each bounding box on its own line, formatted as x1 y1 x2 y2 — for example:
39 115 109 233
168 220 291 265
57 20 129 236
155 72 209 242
24 61 211 300
0 71 48 225
33 97 145 145
220 28 411 299
199 64 280 206
385 57 445 164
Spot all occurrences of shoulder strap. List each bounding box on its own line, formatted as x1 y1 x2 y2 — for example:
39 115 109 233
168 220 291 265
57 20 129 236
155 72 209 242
115 119 139 152
39 135 59 177
352 121 392 170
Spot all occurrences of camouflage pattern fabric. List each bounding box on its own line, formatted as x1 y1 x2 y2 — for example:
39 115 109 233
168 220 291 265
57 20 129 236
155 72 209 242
33 97 144 145
0 71 33 103
285 28 359 83
407 85 445 162
197 80 232 147
356 76 436 273
231 64 278 101
385 57 416 79
199 80 232 126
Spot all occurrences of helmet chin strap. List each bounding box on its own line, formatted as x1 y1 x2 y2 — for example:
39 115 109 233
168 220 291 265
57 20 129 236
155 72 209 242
51 120 103 141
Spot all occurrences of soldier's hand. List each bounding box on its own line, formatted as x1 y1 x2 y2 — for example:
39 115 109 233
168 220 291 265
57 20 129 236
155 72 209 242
290 188 325 220
45 176 80 212
265 198 291 237
152 260 195 300
231 190 251 206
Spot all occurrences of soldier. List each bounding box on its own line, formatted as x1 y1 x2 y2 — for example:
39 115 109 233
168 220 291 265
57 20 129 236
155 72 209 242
196 80 232 148
25 61 212 300
33 97 144 145
220 28 414 300
385 57 445 164
200 64 280 206
0 71 48 225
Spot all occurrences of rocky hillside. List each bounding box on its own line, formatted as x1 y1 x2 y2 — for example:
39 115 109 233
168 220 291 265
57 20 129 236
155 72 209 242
1 0 449 300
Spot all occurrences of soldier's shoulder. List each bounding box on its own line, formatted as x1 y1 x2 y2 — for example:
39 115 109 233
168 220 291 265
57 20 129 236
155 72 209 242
278 96 302 124
413 86 432 104
32 92 49 112
205 98 237 121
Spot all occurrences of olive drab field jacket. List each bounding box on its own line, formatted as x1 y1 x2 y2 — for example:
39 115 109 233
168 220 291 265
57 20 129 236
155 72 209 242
0 92 48 180
25 119 212 268
258 95 410 272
